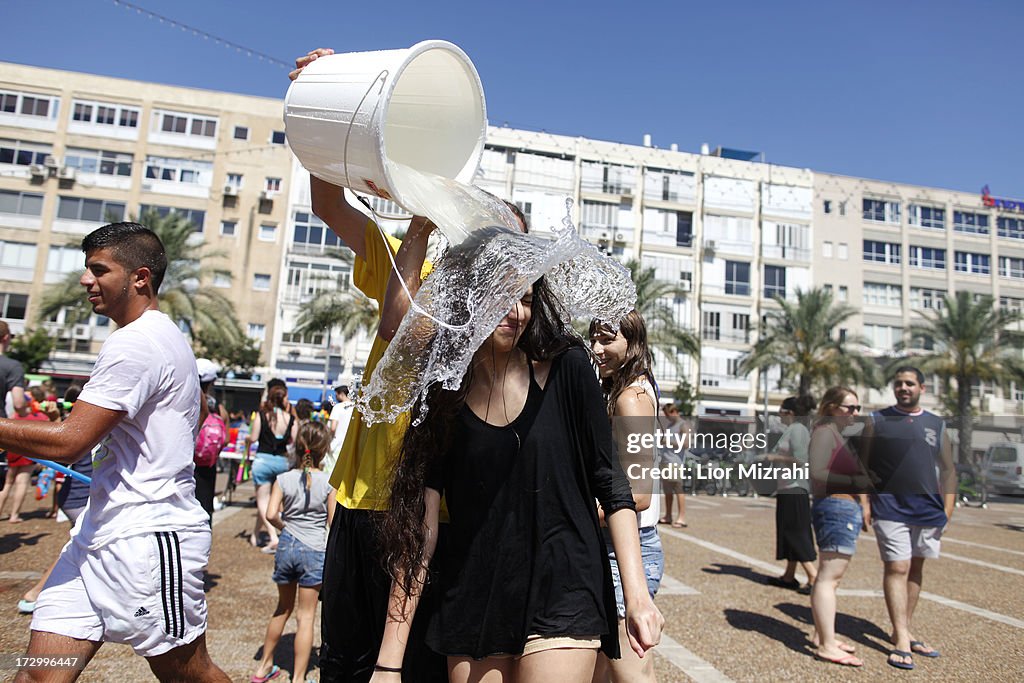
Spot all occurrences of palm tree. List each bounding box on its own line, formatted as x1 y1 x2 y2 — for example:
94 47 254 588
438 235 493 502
38 209 246 348
899 291 1024 464
294 289 379 340
626 259 700 368
740 287 879 397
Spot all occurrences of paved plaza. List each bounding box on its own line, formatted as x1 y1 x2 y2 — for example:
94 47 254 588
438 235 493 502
2 479 1022 681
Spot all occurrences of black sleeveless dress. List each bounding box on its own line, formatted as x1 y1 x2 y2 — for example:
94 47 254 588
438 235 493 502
424 347 635 659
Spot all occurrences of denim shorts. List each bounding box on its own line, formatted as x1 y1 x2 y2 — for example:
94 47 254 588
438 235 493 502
812 496 863 556
605 526 664 618
272 532 326 587
251 453 289 486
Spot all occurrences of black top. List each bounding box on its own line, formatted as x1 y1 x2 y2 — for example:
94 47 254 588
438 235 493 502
425 347 636 659
256 411 294 456
0 355 25 419
868 407 947 526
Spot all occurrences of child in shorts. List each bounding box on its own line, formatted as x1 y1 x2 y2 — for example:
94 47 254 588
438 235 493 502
251 421 335 683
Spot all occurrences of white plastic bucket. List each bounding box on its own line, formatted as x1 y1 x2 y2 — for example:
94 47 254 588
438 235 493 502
284 40 486 206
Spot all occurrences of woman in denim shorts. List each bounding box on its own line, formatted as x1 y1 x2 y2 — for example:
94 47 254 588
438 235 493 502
808 387 872 668
252 422 334 683
590 310 663 683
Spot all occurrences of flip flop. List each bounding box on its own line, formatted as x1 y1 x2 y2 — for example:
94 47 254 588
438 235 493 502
888 650 914 670
671 521 688 528
910 640 940 658
17 600 36 614
250 664 281 683
816 652 863 667
658 517 671 525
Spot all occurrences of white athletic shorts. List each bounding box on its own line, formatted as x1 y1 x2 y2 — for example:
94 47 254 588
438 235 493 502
32 527 211 657
873 519 943 562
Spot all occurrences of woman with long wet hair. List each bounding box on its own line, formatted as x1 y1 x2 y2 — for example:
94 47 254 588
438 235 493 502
372 275 663 683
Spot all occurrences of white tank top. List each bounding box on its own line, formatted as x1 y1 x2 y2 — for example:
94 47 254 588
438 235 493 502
624 377 661 528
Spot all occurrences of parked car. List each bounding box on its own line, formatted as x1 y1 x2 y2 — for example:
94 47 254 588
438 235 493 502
984 442 1024 495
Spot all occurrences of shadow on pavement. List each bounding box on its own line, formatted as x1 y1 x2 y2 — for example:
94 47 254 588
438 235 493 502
995 523 1024 532
774 601 890 655
203 572 221 593
702 562 773 585
0 532 46 554
723 608 810 654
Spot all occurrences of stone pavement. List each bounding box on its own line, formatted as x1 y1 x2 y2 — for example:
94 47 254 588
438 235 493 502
2 479 1022 681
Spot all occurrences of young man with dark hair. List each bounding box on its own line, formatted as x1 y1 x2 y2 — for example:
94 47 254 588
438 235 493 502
0 319 27 418
863 366 955 670
0 222 230 682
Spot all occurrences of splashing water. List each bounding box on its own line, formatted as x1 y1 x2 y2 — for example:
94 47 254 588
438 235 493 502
355 164 636 425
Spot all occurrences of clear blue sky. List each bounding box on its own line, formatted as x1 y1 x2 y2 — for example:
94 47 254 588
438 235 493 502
2 0 1021 195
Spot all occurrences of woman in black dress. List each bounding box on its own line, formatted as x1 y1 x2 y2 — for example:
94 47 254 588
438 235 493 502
372 278 663 683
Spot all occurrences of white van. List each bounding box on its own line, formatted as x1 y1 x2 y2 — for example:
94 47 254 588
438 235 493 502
984 442 1024 495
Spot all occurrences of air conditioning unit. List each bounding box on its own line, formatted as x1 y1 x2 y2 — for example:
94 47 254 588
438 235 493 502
72 324 91 340
679 279 692 292
704 240 717 250
58 166 76 181
223 184 238 196
614 232 625 242
622 187 633 196
43 155 59 169
260 190 276 200
29 164 46 178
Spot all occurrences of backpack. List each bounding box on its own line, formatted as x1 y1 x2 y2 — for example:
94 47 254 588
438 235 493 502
194 412 227 468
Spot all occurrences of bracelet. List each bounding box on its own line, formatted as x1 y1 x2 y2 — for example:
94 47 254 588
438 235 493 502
374 663 402 673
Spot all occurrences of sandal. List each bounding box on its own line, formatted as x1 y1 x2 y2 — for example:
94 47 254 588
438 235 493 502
658 517 671 525
887 650 914 670
910 640 940 658
250 664 281 683
671 520 688 528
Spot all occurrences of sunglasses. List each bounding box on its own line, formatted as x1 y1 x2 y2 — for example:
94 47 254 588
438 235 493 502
836 404 861 414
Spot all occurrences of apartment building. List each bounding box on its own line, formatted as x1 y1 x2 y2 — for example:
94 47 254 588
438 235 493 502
0 62 294 389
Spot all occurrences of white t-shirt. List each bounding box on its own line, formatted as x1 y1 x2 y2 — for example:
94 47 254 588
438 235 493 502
324 400 354 475
627 377 661 528
74 310 208 550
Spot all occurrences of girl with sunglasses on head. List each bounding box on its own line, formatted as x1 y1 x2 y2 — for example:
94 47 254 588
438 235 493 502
808 387 873 667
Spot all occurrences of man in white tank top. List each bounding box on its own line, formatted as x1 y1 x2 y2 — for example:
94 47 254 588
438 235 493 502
0 222 230 682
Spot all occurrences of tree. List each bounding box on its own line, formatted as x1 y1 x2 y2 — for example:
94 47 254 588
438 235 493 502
671 376 701 416
740 287 879 397
8 328 55 373
294 289 379 341
193 328 262 373
626 259 700 370
899 291 1024 464
37 209 247 349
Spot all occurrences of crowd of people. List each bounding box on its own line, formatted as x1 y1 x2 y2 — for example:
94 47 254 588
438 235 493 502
0 46 957 683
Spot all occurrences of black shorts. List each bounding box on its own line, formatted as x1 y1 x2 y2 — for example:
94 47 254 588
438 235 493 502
320 503 446 683
775 490 816 563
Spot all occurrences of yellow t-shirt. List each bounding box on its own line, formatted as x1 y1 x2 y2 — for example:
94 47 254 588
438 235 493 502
329 220 431 510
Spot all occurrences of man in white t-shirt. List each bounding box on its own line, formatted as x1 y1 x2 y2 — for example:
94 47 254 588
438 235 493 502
324 384 354 476
0 222 230 682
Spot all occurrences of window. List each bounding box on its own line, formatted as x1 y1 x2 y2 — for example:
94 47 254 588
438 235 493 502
285 260 350 301
271 130 286 145
954 251 991 275
838 285 848 302
702 311 720 341
863 282 902 307
69 99 139 129
259 223 277 241
515 201 533 227
0 240 36 269
763 265 786 299
47 245 81 274
220 221 237 237
908 204 945 230
1000 296 1024 313
909 246 946 270
139 204 205 232
675 211 693 247
863 197 900 224
864 324 902 350
0 90 58 119
253 273 271 290
999 257 1024 279
581 161 635 194
225 173 243 191
724 261 751 296
247 323 266 341
233 126 249 140
910 287 946 311
64 147 133 176
0 138 51 166
822 241 833 258
281 330 325 346
0 293 28 320
292 211 340 251
213 272 231 288
837 242 848 260
998 216 1024 240
265 177 282 193
144 156 213 186
732 314 750 343
823 200 832 214
0 190 43 216
953 210 989 234
56 196 125 223
642 167 695 202
863 240 901 265
156 110 218 139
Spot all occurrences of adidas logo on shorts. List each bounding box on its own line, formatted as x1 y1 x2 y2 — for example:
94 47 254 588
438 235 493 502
134 607 150 618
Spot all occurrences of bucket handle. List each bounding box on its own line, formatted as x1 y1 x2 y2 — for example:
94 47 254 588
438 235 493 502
342 69 389 192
